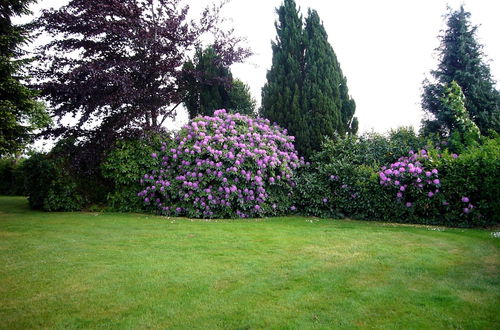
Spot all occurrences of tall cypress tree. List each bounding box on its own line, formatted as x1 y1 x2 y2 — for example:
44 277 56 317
261 1 356 158
261 0 305 152
302 9 356 154
421 6 500 136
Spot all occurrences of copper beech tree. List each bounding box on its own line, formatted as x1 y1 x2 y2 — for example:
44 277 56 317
32 0 250 142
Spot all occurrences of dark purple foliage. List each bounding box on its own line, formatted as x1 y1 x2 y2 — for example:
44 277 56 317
32 0 251 141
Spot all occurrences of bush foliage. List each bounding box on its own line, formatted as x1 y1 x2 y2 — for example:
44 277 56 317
13 118 498 227
0 158 26 196
295 134 499 227
101 133 166 212
140 109 304 218
23 153 86 211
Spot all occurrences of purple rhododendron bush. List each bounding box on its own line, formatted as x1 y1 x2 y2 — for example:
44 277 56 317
139 109 304 218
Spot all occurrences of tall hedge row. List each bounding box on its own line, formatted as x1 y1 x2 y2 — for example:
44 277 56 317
295 137 499 227
3 113 498 227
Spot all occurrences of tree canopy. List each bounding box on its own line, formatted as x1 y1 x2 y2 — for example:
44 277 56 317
32 0 250 144
182 46 255 119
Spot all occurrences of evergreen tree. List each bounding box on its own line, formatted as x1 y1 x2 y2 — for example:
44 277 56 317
442 81 480 138
182 47 256 118
261 0 306 153
421 6 500 136
261 0 356 158
302 9 357 154
0 0 49 157
227 79 256 116
182 47 232 119
441 81 481 152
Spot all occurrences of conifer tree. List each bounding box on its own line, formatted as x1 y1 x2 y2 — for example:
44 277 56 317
0 0 49 157
182 47 256 118
302 9 356 154
227 79 256 116
261 0 306 153
261 0 356 158
444 81 480 135
182 47 232 119
422 6 499 136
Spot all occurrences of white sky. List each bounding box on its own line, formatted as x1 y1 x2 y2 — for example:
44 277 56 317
18 0 500 134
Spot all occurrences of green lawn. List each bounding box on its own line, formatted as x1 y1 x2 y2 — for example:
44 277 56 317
0 196 498 329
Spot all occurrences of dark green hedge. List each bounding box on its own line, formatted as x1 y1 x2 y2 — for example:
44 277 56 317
294 137 499 227
23 153 86 211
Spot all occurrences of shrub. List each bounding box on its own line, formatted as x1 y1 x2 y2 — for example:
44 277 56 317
294 131 426 221
23 153 86 211
309 128 426 168
140 109 304 218
101 133 166 212
294 162 382 219
0 158 26 195
379 150 440 210
296 132 499 227
436 138 500 227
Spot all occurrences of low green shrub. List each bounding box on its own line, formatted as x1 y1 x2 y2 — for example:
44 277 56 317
436 138 500 226
23 153 86 211
101 132 166 212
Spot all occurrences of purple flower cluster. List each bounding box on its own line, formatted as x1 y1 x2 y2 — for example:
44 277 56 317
139 109 304 218
461 196 475 214
379 149 440 205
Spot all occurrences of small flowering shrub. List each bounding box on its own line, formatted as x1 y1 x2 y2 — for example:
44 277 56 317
379 149 441 209
140 109 304 218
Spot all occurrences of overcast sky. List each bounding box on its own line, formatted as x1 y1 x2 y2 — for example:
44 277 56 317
19 0 500 134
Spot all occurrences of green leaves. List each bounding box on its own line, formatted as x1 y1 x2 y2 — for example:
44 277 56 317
294 132 499 227
101 133 164 212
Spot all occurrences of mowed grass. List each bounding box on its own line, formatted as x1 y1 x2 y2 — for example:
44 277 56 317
0 197 498 329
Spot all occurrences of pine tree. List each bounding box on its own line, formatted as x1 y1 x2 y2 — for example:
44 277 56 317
0 0 49 157
261 0 356 158
421 6 500 136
